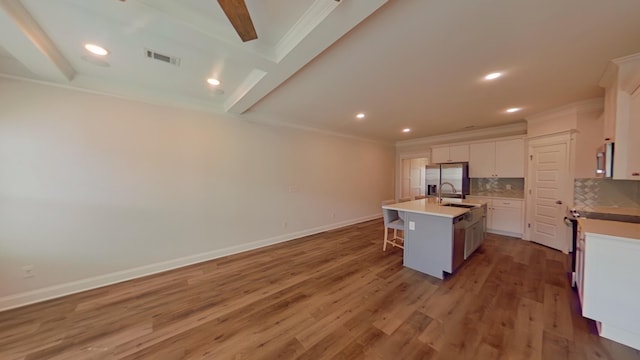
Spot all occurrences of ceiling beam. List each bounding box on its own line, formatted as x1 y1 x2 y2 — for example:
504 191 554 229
0 0 75 82
224 0 388 114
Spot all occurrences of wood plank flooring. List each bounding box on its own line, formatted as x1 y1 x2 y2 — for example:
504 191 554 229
1 219 639 359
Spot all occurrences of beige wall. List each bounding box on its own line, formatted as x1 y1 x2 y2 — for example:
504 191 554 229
0 78 395 309
526 112 577 139
526 101 604 179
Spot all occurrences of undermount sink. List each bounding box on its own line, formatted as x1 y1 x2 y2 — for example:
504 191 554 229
441 203 476 209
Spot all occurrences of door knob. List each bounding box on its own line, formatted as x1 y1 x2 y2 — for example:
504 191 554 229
555 200 563 205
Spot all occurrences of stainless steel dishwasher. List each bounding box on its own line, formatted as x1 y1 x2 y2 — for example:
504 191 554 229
452 214 467 271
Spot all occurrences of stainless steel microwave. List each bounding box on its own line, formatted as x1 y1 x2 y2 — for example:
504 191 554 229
596 142 614 178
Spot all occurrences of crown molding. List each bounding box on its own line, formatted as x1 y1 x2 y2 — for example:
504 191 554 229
526 98 603 123
599 52 640 93
395 122 527 148
246 113 393 146
612 52 640 66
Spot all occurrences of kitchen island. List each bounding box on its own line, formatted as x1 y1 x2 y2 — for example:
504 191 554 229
382 198 487 279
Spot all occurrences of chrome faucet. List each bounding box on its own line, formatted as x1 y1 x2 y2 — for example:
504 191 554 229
438 182 457 203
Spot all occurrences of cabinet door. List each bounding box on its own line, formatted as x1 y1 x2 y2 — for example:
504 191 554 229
603 80 617 142
490 206 523 235
449 144 470 162
469 142 495 178
486 200 494 229
495 139 525 177
464 227 474 260
626 89 640 179
431 147 450 164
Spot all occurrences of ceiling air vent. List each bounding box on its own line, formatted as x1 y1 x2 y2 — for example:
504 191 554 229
144 49 180 66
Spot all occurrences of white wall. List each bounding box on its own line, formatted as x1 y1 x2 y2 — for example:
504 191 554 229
527 113 577 138
526 100 604 179
0 78 395 309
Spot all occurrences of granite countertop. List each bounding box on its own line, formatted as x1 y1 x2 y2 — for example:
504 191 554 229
382 198 486 218
578 218 640 241
467 193 525 200
573 205 640 223
445 198 489 206
573 205 640 217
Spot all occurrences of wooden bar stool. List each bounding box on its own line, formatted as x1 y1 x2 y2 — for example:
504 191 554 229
382 200 404 251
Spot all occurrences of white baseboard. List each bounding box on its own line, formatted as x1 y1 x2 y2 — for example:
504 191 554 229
0 214 381 312
487 229 523 239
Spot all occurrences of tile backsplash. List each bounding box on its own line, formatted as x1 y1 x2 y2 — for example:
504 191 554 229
574 178 640 208
470 178 525 198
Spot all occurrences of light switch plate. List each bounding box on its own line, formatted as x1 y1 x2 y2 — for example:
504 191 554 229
409 221 415 230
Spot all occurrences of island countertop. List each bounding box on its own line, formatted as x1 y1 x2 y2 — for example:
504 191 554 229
382 198 487 218
578 218 640 241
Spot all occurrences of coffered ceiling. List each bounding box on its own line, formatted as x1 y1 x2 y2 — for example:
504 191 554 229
1 0 640 142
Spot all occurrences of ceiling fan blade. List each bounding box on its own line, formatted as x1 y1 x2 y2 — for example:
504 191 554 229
217 0 257 42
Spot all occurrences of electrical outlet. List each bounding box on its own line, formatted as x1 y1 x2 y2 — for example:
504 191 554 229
409 221 416 230
22 265 34 278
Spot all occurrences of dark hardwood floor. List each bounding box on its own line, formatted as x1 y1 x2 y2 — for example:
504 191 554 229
1 219 639 359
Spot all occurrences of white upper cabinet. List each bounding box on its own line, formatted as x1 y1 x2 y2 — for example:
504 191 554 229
602 76 618 142
468 142 494 177
431 144 469 163
495 139 526 177
627 89 640 179
431 147 450 164
469 138 525 178
600 52 640 180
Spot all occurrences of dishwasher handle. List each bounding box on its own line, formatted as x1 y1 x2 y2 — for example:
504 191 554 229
453 215 465 224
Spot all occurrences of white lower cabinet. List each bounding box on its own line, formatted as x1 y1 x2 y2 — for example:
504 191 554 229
464 219 485 260
467 197 524 237
579 225 640 350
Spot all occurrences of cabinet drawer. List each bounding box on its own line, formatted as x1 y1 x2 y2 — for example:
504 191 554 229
492 199 522 209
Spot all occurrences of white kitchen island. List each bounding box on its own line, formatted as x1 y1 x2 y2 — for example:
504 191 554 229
382 198 487 279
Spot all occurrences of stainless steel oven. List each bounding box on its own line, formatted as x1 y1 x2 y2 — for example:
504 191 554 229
595 142 614 178
564 208 579 287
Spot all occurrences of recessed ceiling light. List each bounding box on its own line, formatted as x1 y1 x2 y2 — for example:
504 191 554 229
402 128 411 133
484 72 503 80
506 107 522 113
84 43 109 56
207 78 221 86
356 113 365 119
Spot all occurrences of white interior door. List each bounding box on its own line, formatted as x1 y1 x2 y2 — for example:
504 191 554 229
410 158 427 197
401 159 411 198
530 143 570 252
400 157 428 199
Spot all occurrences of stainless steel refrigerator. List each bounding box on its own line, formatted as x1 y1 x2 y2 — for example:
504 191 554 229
425 162 470 199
